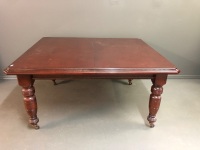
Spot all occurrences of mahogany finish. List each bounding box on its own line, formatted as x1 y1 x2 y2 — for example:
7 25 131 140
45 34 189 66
4 37 180 129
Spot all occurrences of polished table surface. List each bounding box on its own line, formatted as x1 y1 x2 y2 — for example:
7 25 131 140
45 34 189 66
4 37 180 129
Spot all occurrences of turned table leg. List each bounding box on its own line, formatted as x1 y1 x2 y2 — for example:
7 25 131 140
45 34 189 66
52 79 57 85
128 79 133 85
147 74 167 128
17 75 39 129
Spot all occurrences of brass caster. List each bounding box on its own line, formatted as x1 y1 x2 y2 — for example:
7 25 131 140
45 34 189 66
149 123 155 128
32 124 40 130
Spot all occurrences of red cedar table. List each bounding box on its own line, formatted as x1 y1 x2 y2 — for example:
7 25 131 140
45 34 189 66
4 37 180 129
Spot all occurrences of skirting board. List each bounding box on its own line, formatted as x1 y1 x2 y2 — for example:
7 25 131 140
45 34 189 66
168 75 200 79
1 75 200 80
0 75 16 80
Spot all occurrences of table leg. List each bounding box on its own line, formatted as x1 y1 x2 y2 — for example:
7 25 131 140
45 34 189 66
17 75 39 129
52 79 57 85
147 74 167 128
128 79 133 85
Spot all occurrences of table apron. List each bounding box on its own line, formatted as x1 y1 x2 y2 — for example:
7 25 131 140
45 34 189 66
32 74 156 79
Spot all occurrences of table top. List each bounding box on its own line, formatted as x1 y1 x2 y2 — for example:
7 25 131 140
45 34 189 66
4 37 179 75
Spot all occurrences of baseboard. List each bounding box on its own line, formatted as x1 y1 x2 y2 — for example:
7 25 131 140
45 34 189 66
168 75 200 79
0 75 17 80
1 75 200 80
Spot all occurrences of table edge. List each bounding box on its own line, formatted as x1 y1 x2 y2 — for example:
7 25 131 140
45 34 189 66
4 67 180 75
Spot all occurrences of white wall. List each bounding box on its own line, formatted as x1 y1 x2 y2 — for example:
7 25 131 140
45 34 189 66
1 0 200 78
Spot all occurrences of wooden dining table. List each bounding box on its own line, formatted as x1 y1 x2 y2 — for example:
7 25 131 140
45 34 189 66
4 37 180 129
